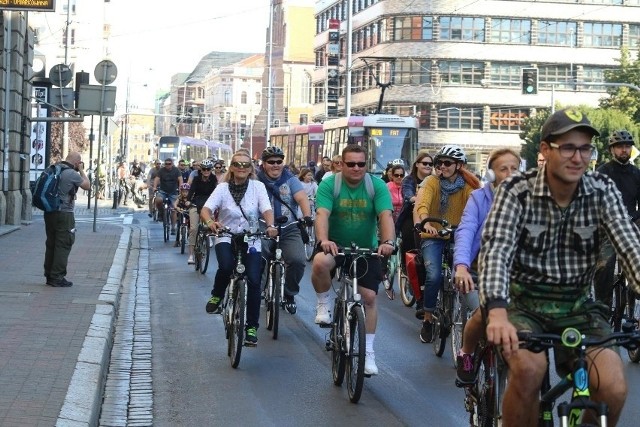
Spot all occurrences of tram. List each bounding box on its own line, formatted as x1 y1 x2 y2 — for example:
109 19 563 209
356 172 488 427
157 136 232 162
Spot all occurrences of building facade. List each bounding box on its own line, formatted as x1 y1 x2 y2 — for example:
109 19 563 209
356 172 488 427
313 0 640 170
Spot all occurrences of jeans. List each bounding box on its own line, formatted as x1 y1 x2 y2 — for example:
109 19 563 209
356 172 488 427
212 242 262 328
420 238 445 313
261 226 306 297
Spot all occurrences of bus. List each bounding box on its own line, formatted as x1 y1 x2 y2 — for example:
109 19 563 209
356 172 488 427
268 114 419 175
157 136 232 163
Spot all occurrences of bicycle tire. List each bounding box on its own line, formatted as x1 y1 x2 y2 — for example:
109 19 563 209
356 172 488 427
433 289 447 357
346 305 366 403
398 261 415 307
332 300 346 386
194 233 202 271
451 292 467 368
163 208 170 242
229 279 246 369
180 225 187 254
476 346 506 427
627 289 640 362
266 263 282 339
612 279 626 332
304 225 315 261
200 237 210 275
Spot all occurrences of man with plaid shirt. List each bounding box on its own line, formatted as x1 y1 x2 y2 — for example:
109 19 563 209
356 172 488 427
478 108 640 426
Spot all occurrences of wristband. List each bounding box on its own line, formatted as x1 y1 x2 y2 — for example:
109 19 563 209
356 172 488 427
205 219 214 225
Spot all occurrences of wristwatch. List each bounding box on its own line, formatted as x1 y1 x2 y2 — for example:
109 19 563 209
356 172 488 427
382 239 396 249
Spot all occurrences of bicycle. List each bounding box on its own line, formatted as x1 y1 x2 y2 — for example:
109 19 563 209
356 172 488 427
175 209 190 254
419 217 461 361
213 227 266 368
303 196 316 261
458 320 508 427
194 223 212 274
160 195 173 242
518 324 640 426
323 243 381 404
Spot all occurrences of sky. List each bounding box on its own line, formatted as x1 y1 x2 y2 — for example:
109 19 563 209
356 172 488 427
107 0 270 106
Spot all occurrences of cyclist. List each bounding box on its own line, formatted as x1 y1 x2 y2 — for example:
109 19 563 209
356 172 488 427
311 144 395 376
257 146 313 314
116 161 130 206
213 159 226 182
200 150 277 346
594 130 640 308
414 145 480 343
173 183 192 248
298 168 318 200
185 158 218 264
321 155 342 181
177 159 191 183
147 159 161 217
153 158 183 235
452 148 521 384
387 163 406 222
479 108 640 426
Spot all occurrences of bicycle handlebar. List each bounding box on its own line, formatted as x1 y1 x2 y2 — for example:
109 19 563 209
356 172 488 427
517 325 640 353
211 226 266 240
417 217 456 237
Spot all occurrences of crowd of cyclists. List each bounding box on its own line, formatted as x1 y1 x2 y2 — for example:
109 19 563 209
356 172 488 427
142 107 640 425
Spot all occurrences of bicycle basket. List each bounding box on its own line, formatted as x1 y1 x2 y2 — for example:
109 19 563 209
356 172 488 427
405 249 425 299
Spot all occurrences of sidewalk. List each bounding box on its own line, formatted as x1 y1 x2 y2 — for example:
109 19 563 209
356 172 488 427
0 198 137 426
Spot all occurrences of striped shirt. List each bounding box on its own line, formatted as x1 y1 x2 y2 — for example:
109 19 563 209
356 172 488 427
478 166 640 310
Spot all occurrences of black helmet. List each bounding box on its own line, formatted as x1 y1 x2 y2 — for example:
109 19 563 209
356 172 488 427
608 130 634 147
261 146 285 161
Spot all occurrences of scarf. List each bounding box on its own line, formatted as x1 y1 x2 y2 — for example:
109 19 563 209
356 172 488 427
228 179 249 206
257 168 294 217
439 174 465 213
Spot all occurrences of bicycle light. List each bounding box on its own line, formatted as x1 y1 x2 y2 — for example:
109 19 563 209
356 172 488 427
236 263 246 274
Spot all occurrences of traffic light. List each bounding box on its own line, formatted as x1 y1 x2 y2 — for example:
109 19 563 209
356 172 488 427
522 68 538 95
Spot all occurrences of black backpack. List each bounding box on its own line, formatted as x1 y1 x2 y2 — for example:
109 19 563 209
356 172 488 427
32 164 69 212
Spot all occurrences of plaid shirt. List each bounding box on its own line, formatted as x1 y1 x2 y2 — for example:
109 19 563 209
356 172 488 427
478 166 640 310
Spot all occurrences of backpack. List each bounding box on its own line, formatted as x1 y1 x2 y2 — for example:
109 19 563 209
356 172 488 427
333 172 375 199
32 163 69 212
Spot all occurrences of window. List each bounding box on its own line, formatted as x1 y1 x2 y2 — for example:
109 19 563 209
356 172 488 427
241 91 247 104
583 23 622 47
490 18 531 44
393 16 433 41
440 17 484 42
489 108 528 131
255 92 261 105
394 60 431 85
537 21 576 46
582 66 615 91
538 65 572 90
489 63 521 87
629 25 640 48
437 107 482 130
438 61 483 85
62 28 76 45
301 73 311 104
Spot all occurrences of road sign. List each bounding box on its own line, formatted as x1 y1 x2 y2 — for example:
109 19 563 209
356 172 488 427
49 64 72 87
94 60 118 85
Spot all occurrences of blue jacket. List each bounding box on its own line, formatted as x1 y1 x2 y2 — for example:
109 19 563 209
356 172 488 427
453 184 494 270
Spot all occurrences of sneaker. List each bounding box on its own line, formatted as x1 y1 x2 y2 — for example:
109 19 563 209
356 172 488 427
187 255 195 265
415 299 425 319
148 213 152 218
364 351 379 376
420 321 433 343
206 296 222 314
46 277 73 287
456 352 475 385
315 302 331 325
173 240 180 247
244 326 258 346
283 295 297 314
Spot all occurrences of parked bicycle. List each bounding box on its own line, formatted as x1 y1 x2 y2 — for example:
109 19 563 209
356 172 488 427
324 243 381 404
194 223 212 274
213 227 266 368
518 324 640 426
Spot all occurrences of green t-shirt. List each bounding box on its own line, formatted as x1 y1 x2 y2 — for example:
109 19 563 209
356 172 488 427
316 174 392 248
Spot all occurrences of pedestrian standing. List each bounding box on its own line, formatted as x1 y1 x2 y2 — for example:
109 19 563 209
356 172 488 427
43 151 91 287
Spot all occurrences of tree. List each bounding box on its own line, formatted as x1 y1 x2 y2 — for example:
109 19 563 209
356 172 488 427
49 112 89 163
519 107 551 168
599 47 640 123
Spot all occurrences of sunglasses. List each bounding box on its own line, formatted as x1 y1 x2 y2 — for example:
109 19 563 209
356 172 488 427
393 173 405 178
265 159 284 165
201 168 212 171
420 161 433 167
435 160 456 167
214 166 222 169
231 161 251 168
164 162 173 166
344 161 366 168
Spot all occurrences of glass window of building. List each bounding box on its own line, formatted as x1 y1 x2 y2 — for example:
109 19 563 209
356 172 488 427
537 21 577 46
489 63 521 87
489 108 528 131
438 61 484 85
440 16 484 42
241 91 247 104
538 65 572 89
395 60 431 85
437 107 482 130
490 18 531 44
630 24 640 48
393 16 433 41
583 23 622 47
582 66 614 91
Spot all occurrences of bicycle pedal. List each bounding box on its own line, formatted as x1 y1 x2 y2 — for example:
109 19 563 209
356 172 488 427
244 342 257 348
318 323 332 329
364 373 372 378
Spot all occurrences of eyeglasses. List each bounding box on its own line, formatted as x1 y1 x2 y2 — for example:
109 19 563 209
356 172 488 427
214 166 222 169
201 168 212 171
164 162 172 166
420 161 433 167
231 161 251 168
333 161 342 165
548 142 594 159
344 161 366 168
393 173 405 178
435 160 456 167
265 159 284 165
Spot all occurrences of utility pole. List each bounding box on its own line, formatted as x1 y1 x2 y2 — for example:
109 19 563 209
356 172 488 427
62 0 71 159
265 1 274 143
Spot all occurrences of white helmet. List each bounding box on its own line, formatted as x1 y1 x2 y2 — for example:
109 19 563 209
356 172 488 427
435 144 467 164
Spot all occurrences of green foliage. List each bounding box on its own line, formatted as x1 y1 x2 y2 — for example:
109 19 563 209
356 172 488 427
599 48 640 123
519 108 551 168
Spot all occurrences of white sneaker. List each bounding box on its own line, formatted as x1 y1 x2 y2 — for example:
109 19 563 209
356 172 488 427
187 255 195 264
314 302 331 325
364 351 378 376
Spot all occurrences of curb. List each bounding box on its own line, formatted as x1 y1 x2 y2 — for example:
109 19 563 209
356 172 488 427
56 227 132 427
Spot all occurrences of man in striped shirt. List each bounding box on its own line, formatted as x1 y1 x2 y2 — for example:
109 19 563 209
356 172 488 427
478 108 640 426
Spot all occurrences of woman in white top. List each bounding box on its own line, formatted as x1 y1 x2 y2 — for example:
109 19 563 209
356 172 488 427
200 150 277 346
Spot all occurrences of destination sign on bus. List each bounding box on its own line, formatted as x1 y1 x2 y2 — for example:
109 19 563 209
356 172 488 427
371 128 401 137
0 0 55 11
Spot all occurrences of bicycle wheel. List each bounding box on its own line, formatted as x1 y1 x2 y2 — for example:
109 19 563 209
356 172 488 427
346 305 366 403
229 279 246 369
451 292 467 368
180 225 187 254
265 263 282 339
398 261 415 307
432 288 447 357
611 278 626 332
332 301 346 386
476 345 507 427
200 235 210 275
163 208 170 242
627 289 640 362
194 233 202 271
304 225 315 261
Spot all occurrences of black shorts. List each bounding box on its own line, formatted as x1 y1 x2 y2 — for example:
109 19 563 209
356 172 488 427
312 242 383 294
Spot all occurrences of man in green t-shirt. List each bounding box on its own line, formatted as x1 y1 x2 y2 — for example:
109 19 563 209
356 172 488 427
311 144 395 376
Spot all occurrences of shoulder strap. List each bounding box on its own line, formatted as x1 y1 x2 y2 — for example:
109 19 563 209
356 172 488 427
333 172 375 199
